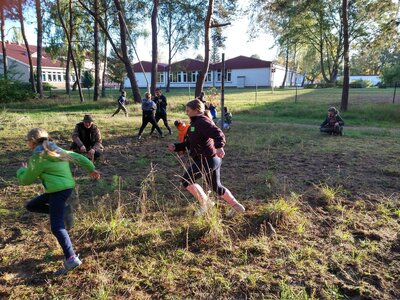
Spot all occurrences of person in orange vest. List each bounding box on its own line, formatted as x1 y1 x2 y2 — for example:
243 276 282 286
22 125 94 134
174 120 189 143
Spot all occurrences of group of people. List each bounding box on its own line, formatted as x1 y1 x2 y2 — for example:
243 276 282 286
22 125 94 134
16 86 345 276
16 90 243 276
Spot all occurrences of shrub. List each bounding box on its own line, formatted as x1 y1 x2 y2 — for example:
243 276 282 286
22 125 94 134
43 82 56 91
304 83 318 89
316 82 336 88
0 79 34 103
82 71 94 88
381 64 400 87
349 79 372 88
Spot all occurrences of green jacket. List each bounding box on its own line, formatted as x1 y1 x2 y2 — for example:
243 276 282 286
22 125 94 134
17 143 95 193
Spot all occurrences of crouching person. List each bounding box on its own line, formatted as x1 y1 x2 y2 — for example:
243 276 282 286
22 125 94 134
70 115 104 161
320 107 344 136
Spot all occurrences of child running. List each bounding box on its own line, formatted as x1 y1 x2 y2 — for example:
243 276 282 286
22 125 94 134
167 99 245 217
17 128 101 275
138 92 163 139
111 90 128 117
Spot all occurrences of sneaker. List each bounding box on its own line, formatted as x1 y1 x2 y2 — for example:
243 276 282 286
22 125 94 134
64 203 74 230
54 255 82 276
226 203 245 218
194 201 215 217
137 135 142 140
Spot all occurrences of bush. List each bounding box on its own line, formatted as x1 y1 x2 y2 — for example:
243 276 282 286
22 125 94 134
304 83 318 89
349 79 372 88
82 71 94 89
43 82 56 91
381 64 400 87
0 79 35 103
377 82 387 89
316 82 336 88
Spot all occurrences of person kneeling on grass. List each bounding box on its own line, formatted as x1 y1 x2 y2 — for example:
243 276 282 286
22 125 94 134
17 128 101 275
320 106 344 136
70 114 104 161
167 99 245 217
217 107 233 130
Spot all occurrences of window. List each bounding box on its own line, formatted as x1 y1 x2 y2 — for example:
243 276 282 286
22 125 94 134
57 72 62 82
205 71 211 82
48 72 52 81
182 72 187 83
217 69 232 82
191 71 198 82
170 72 177 83
157 73 164 83
42 72 46 82
177 72 182 82
52 73 57 82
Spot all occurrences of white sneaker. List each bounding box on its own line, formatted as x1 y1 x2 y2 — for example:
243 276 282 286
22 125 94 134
226 203 245 218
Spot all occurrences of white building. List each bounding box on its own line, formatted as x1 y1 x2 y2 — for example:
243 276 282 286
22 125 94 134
125 55 303 89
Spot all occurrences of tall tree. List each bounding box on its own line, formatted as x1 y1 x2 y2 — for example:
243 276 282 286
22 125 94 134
16 0 36 92
341 0 349 111
35 0 43 97
56 0 84 102
159 0 202 92
1 2 9 80
195 0 213 96
93 0 100 101
150 0 158 94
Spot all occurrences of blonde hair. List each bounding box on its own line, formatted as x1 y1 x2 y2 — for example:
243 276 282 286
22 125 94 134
145 92 151 99
27 128 72 161
186 99 205 113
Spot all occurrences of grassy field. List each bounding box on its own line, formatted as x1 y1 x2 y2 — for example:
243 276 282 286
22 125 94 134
0 87 399 299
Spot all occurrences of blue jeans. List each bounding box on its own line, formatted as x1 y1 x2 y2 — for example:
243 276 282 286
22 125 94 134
25 189 75 259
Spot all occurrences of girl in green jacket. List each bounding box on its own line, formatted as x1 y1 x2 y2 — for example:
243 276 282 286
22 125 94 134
17 128 101 275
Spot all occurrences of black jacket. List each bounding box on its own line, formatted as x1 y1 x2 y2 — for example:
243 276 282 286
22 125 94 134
154 94 167 114
174 115 225 160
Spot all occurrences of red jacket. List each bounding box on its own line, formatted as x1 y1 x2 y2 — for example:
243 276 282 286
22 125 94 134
177 122 189 143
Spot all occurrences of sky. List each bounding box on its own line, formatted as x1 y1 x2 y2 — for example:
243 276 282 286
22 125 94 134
3 1 278 63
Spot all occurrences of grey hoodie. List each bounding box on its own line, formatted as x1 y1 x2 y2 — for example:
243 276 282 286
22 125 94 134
142 98 157 111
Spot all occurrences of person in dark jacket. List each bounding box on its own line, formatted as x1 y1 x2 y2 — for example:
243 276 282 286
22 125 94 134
150 88 172 135
138 92 163 139
320 107 344 135
70 115 104 161
111 90 128 117
167 99 245 217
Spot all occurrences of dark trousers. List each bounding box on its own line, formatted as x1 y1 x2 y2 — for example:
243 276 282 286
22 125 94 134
150 111 171 134
112 103 128 116
70 143 101 160
182 156 226 196
320 125 343 135
25 189 75 259
138 111 163 136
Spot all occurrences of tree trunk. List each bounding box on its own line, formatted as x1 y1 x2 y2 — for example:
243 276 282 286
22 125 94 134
280 44 289 88
150 0 159 94
166 12 172 93
66 46 71 93
195 0 213 96
1 9 7 80
101 35 107 97
57 0 84 101
18 0 36 93
35 0 43 97
93 0 100 101
114 0 141 103
340 0 349 112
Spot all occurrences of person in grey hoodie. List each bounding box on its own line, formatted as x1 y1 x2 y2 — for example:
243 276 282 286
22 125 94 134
138 92 163 139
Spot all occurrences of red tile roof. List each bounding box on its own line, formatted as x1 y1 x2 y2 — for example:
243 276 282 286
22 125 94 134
0 42 63 68
133 61 168 72
213 55 271 69
170 59 205 72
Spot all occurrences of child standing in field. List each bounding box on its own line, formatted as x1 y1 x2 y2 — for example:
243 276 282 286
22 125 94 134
138 92 163 139
168 99 245 217
17 128 101 275
111 90 128 117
